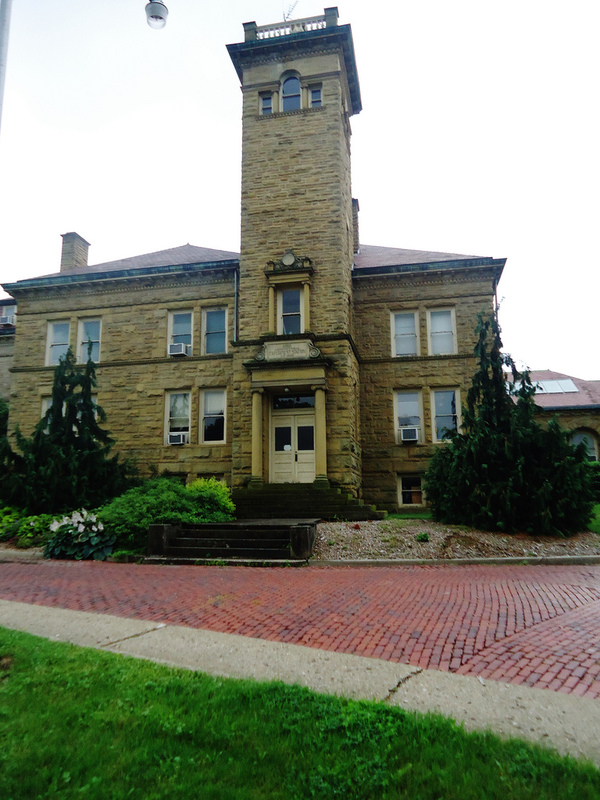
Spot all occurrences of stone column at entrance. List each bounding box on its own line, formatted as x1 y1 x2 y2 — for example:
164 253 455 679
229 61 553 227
313 386 328 486
250 389 264 486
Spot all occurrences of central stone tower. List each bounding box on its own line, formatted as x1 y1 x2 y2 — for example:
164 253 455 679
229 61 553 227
227 7 363 493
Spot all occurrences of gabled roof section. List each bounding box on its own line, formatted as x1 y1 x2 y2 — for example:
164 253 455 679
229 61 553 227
353 244 505 276
52 244 240 278
528 370 600 409
2 244 240 294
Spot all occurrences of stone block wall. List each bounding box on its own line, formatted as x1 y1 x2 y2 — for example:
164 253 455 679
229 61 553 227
8 271 237 482
0 334 14 401
353 267 498 509
238 49 354 340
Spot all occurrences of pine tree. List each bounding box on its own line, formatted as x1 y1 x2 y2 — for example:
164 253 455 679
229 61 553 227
425 312 594 536
0 348 134 514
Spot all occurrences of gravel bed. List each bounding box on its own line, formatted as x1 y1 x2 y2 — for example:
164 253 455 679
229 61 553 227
312 519 600 561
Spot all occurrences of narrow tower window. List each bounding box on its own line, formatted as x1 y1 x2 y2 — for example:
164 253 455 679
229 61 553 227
282 77 301 111
309 86 322 108
260 94 272 115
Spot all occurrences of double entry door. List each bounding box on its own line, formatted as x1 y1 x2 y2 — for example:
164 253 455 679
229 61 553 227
270 411 316 483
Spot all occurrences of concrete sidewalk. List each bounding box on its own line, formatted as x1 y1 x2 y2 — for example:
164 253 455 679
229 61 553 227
1 598 598 767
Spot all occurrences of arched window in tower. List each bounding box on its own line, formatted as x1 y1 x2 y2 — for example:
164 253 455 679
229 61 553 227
282 76 301 111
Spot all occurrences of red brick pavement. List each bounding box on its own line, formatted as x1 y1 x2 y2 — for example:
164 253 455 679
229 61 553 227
1 561 599 697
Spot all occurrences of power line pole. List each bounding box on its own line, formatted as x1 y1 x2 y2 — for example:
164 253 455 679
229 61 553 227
0 0 13 135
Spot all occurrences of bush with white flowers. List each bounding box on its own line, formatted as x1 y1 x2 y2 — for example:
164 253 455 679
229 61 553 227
43 509 116 561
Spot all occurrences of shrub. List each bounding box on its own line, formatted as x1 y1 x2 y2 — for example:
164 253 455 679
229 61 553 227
13 513 56 549
0 505 21 542
589 462 600 503
0 349 135 515
425 312 594 537
44 509 116 561
98 478 235 550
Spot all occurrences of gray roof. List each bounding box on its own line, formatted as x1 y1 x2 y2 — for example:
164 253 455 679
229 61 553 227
3 241 504 294
353 244 481 269
48 244 240 278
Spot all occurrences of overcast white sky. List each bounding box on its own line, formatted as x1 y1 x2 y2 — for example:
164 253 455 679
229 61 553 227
0 0 598 378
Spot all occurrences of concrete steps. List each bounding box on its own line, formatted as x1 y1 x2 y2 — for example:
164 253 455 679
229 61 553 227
232 484 387 521
146 519 318 566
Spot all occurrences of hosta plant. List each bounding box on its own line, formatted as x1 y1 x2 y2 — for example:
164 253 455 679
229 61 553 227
44 509 115 561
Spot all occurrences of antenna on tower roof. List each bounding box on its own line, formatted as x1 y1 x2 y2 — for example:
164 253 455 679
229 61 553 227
283 2 299 22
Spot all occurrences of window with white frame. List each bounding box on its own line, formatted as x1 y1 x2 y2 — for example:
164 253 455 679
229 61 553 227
395 391 422 443
260 93 273 115
0 304 16 325
168 311 192 356
78 318 101 362
277 287 303 335
309 85 322 108
399 475 424 506
282 76 301 111
432 389 460 441
203 308 227 355
166 392 190 445
571 430 598 461
41 395 97 432
201 389 226 443
47 321 70 365
428 309 456 355
392 312 418 357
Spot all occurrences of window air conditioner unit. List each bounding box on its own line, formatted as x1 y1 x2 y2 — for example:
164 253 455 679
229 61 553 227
400 427 419 443
168 343 190 356
0 315 15 326
168 433 188 445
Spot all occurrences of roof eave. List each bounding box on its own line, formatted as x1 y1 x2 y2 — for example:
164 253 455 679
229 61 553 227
2 259 240 295
352 257 506 279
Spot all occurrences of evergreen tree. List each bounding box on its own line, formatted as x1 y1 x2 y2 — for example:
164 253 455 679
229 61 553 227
425 312 594 536
0 348 134 514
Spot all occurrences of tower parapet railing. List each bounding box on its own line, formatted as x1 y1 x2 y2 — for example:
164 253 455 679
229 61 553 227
243 8 338 42
257 15 326 39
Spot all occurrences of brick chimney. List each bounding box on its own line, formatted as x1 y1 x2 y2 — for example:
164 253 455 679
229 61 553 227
352 198 360 254
60 232 90 271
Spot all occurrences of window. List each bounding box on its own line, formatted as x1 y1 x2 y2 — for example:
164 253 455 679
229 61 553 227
201 390 226 443
47 321 70 365
0 304 16 325
260 93 273 115
203 308 227 354
168 311 192 356
395 391 421 443
41 395 97 432
399 476 424 506
392 312 418 357
282 76 301 111
571 431 598 461
428 309 456 355
78 318 101 362
432 389 459 441
277 288 303 335
166 392 190 444
309 86 322 108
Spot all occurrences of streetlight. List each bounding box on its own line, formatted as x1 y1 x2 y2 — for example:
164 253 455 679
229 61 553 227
145 1 168 29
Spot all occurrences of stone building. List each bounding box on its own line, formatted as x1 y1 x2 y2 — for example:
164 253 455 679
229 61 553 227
2 8 506 512
0 297 16 401
526 371 600 462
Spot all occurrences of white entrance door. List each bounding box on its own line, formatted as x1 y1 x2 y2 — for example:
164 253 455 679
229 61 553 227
271 413 316 483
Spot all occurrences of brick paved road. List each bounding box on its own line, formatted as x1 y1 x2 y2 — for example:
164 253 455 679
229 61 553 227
1 561 599 697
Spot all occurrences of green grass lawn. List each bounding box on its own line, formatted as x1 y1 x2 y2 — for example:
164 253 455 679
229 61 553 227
1 628 598 799
588 504 600 535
